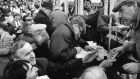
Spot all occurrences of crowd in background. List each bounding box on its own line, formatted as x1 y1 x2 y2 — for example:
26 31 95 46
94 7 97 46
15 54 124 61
0 0 140 79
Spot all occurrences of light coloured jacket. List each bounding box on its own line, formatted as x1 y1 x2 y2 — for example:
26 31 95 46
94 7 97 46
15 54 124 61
0 32 14 55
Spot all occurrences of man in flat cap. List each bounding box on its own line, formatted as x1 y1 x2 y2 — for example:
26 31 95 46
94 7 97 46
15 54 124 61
28 24 50 58
50 15 116 79
50 16 93 79
111 0 140 77
34 1 53 37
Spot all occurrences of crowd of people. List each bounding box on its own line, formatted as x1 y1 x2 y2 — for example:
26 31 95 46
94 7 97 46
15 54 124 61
0 0 140 79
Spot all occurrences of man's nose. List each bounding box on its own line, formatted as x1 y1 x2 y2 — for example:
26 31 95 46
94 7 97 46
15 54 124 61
30 51 35 57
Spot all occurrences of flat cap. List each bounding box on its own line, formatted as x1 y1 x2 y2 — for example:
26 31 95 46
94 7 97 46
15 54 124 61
113 0 135 12
71 16 86 34
29 24 47 33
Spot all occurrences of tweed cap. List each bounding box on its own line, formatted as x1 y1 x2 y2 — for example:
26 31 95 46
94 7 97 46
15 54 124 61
29 24 47 33
113 0 135 12
71 16 86 28
71 16 86 34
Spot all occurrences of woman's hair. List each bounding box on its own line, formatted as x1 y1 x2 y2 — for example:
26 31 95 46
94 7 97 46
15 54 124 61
10 40 27 56
3 60 30 79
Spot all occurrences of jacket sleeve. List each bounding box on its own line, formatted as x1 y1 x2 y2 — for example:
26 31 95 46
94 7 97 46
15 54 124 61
37 58 86 78
47 58 86 73
45 58 86 78
50 29 77 62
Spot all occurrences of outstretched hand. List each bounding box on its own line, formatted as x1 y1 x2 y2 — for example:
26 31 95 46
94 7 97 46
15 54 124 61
99 59 116 68
123 62 140 74
110 46 124 58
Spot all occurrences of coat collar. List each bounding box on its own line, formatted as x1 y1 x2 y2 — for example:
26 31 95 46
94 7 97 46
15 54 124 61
63 23 75 39
39 10 49 18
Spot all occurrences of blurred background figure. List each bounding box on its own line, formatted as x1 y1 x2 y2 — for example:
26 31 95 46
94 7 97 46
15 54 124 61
83 0 95 15
79 66 107 79
51 6 68 30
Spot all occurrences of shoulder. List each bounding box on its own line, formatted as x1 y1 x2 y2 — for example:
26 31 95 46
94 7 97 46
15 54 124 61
36 58 49 66
34 10 44 18
36 58 48 62
53 24 71 37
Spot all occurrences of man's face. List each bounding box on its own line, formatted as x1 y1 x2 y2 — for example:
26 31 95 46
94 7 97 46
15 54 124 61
10 1 14 7
84 1 91 9
33 28 49 45
25 17 33 25
72 24 83 40
119 4 136 20
15 43 36 65
26 63 38 79
5 13 14 24
15 15 21 21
